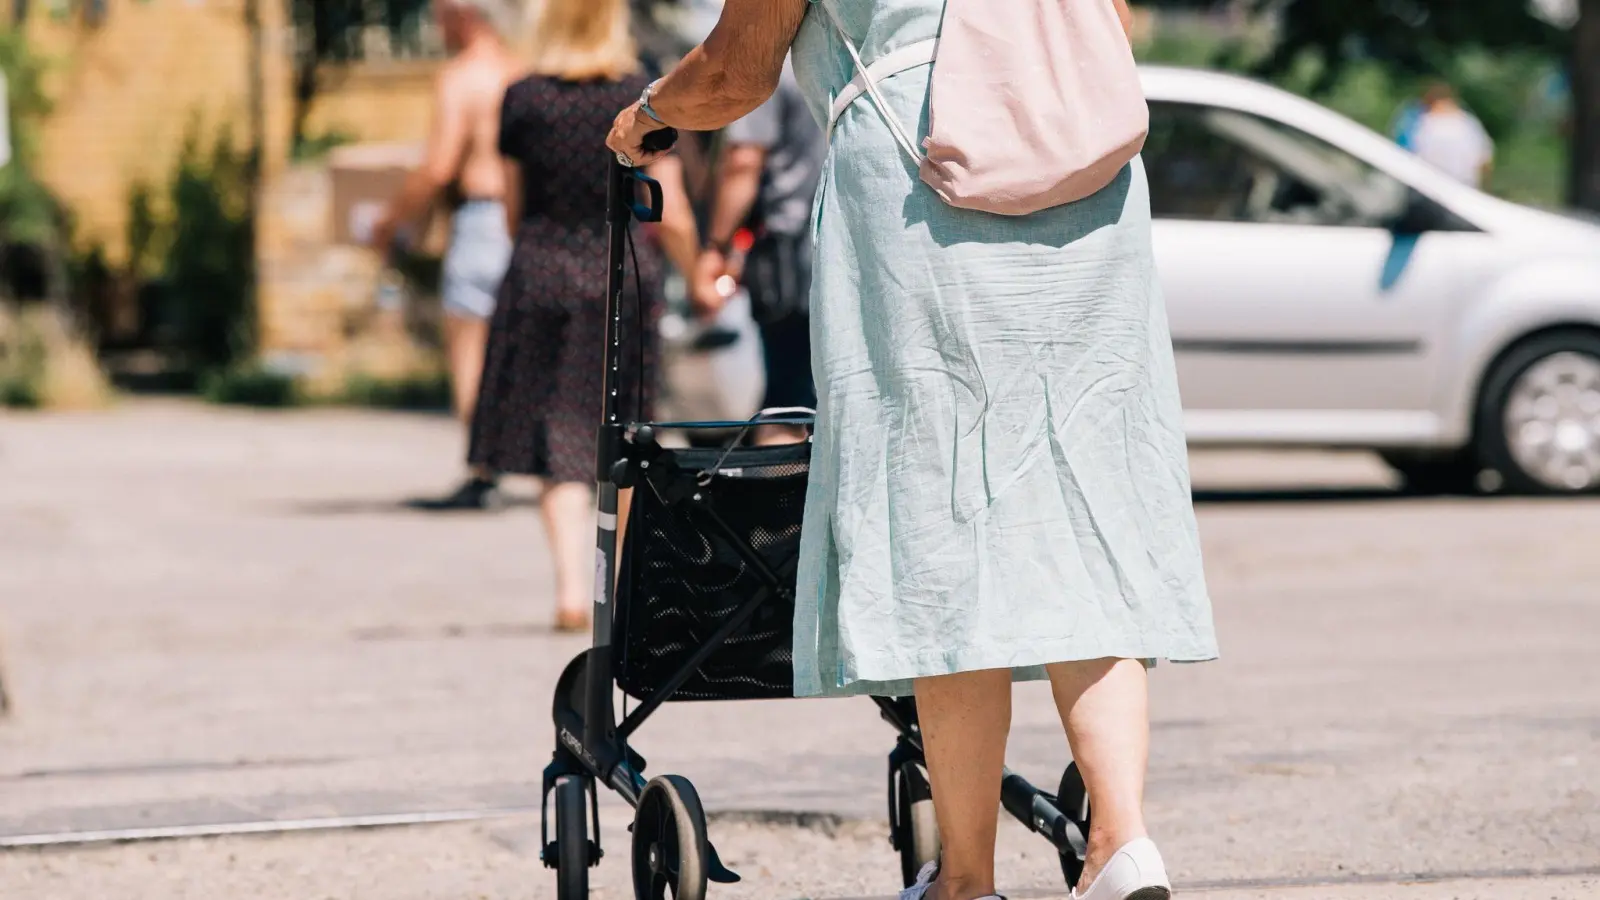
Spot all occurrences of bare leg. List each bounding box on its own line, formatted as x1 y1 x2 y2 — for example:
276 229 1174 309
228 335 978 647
540 480 594 628
443 313 496 480
912 668 1012 900
443 313 489 425
1046 658 1151 892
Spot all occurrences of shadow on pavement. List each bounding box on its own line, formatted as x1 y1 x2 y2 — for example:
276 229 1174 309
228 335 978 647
1193 485 1588 504
284 487 1582 513
279 496 538 516
1192 486 1408 504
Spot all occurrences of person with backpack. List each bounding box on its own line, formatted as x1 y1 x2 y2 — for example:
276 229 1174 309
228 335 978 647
609 3 1217 898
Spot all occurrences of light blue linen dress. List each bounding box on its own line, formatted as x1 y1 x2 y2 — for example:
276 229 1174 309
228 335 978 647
789 0 1219 699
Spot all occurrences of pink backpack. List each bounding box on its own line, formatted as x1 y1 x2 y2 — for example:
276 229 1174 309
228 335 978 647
818 0 1148 216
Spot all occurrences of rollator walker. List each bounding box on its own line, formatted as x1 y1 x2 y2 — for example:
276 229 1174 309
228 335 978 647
541 135 1095 899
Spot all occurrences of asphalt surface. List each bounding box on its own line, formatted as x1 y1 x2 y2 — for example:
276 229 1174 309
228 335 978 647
0 402 1596 898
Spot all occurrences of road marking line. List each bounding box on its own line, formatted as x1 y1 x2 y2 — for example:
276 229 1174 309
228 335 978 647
0 806 537 848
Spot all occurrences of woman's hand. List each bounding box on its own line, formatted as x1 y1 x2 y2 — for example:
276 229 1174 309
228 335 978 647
690 249 733 318
607 102 673 168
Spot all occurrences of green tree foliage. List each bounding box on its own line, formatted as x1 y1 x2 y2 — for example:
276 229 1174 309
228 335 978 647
1248 2 1561 84
159 125 258 371
1145 1 1595 209
0 32 69 286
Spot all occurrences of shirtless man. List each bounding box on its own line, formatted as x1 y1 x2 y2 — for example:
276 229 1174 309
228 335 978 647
373 0 521 511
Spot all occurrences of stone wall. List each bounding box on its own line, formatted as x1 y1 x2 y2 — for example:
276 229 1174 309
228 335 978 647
23 0 450 375
28 0 256 260
299 62 438 147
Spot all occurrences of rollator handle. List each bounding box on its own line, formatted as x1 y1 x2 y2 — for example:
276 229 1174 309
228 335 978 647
609 163 669 224
641 127 679 155
609 129 679 224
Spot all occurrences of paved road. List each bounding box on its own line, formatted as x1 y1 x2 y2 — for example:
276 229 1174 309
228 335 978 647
0 402 1596 898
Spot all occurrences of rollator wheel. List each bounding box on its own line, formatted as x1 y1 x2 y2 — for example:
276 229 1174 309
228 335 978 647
632 775 708 900
892 760 941 887
1057 762 1092 889
555 775 590 900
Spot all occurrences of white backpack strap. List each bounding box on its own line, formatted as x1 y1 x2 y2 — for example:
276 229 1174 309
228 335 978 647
827 39 939 144
814 0 931 164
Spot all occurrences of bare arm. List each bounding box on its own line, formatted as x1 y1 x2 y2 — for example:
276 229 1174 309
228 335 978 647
706 144 766 250
607 0 810 165
652 0 811 130
374 72 472 247
645 155 701 282
687 143 767 316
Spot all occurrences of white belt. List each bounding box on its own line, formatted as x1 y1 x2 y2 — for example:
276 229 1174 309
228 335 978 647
824 37 939 153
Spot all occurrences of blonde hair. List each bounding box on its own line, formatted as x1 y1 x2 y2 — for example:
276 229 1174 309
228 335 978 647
527 0 639 82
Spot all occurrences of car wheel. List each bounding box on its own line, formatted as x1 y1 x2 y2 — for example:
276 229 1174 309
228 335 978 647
1380 451 1481 495
1477 332 1600 495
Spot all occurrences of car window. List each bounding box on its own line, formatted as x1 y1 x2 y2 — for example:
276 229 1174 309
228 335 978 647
1145 102 1409 228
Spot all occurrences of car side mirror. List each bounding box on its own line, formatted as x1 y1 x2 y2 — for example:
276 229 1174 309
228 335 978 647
1389 190 1454 235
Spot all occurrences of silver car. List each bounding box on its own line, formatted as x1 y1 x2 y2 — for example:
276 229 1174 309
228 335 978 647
1142 67 1600 494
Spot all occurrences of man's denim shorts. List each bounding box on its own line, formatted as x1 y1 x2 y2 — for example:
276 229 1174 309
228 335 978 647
441 200 512 320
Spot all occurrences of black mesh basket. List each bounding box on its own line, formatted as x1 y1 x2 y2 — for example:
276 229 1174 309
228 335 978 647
614 439 810 702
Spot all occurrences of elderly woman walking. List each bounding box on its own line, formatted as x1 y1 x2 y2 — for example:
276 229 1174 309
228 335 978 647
608 3 1218 899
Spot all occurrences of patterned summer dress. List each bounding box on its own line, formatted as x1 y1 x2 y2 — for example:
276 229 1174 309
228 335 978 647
790 0 1219 698
469 74 663 484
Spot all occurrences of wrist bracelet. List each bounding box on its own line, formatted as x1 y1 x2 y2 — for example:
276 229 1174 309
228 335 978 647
639 80 666 125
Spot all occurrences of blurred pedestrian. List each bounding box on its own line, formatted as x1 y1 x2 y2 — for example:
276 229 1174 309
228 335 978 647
609 1 1215 899
1409 81 1495 189
692 58 825 445
469 0 698 632
374 0 523 511
1389 97 1423 151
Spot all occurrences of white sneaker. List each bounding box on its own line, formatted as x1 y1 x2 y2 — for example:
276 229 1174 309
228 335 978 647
1070 837 1172 900
899 862 1005 900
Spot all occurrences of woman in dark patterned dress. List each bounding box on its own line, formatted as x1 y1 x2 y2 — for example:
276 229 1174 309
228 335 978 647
469 0 698 631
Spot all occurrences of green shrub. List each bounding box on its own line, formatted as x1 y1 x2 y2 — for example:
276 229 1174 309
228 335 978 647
338 371 451 411
0 304 110 409
201 363 301 407
291 129 358 163
0 308 46 408
200 365 452 411
162 125 258 372
0 32 62 252
0 377 41 408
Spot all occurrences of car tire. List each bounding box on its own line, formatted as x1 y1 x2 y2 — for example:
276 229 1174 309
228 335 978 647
1380 451 1481 496
1476 331 1600 495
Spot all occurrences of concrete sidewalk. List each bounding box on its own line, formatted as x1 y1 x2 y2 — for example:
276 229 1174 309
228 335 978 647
1 402 1597 897
1 818 1595 899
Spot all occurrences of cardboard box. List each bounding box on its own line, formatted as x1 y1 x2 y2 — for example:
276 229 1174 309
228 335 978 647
327 142 448 255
